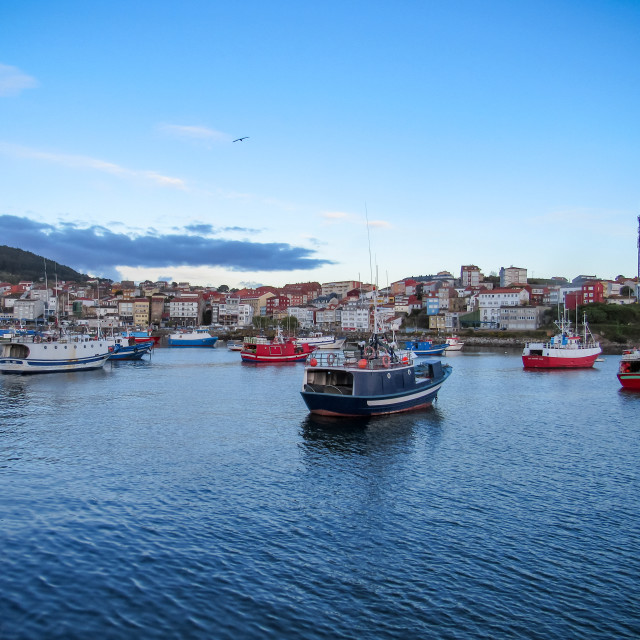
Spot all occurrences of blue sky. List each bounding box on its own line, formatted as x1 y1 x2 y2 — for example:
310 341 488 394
1 0 638 287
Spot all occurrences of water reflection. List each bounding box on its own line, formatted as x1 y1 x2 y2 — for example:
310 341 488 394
0 377 30 423
299 407 445 459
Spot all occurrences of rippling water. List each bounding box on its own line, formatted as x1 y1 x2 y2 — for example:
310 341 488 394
1 346 639 639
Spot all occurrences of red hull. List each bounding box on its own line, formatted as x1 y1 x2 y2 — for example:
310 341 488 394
522 354 599 369
133 336 161 345
617 374 640 390
241 353 310 363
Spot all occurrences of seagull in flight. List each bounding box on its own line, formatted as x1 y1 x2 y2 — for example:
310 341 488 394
233 136 249 142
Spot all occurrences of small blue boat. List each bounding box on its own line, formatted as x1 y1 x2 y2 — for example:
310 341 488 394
108 340 154 360
168 328 218 347
403 340 448 356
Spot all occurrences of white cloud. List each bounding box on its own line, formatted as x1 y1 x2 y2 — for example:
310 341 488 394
0 142 186 189
159 123 229 143
320 210 392 229
321 211 350 223
0 63 38 97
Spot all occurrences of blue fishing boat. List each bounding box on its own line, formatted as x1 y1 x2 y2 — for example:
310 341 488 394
107 340 153 360
403 339 448 356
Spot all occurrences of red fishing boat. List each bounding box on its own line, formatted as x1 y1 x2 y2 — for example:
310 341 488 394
617 348 640 389
240 329 316 363
121 330 161 346
522 312 601 369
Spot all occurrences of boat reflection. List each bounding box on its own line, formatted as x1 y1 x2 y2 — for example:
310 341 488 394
299 407 445 458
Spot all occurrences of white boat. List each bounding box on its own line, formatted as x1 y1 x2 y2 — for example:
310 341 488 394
295 333 346 349
0 330 113 374
444 336 464 352
227 340 243 351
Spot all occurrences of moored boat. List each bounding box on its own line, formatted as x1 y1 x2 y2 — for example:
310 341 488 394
226 339 244 351
617 348 640 389
107 337 154 360
444 336 464 352
241 329 316 363
168 328 218 347
121 330 161 345
295 333 346 350
0 330 113 374
522 312 601 369
403 339 448 356
301 333 451 417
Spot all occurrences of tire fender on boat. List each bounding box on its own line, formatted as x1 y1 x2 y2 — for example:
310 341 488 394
382 355 390 368
326 353 336 366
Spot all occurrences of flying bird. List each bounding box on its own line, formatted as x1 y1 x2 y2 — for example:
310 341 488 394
233 137 249 142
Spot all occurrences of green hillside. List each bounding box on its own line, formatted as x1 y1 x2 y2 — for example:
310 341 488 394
0 245 90 284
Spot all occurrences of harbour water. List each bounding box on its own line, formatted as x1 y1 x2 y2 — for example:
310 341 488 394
1 346 639 639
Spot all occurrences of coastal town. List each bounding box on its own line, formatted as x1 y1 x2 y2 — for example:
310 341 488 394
1 264 638 334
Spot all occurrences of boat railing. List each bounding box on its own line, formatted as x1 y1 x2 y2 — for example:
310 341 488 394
525 339 600 350
309 349 413 370
2 331 104 345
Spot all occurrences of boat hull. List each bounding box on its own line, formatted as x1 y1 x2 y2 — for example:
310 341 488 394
168 336 218 347
301 382 444 416
241 352 310 363
617 373 640 390
108 343 153 360
0 339 112 374
522 352 600 369
122 332 161 345
411 347 447 356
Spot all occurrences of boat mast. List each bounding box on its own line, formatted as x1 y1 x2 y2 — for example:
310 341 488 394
364 203 378 334
43 258 47 323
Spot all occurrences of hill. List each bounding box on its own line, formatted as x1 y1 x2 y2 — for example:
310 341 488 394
0 245 91 285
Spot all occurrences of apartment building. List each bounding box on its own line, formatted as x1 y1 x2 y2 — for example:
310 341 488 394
499 266 527 287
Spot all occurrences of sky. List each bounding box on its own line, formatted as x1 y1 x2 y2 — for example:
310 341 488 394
1 0 639 288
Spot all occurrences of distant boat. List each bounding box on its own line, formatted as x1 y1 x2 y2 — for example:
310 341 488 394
0 330 112 374
522 312 601 369
107 337 154 361
168 328 219 347
617 348 640 389
227 339 244 351
241 329 316 363
444 336 464 352
121 330 161 345
295 333 346 350
403 339 448 356
301 333 452 417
